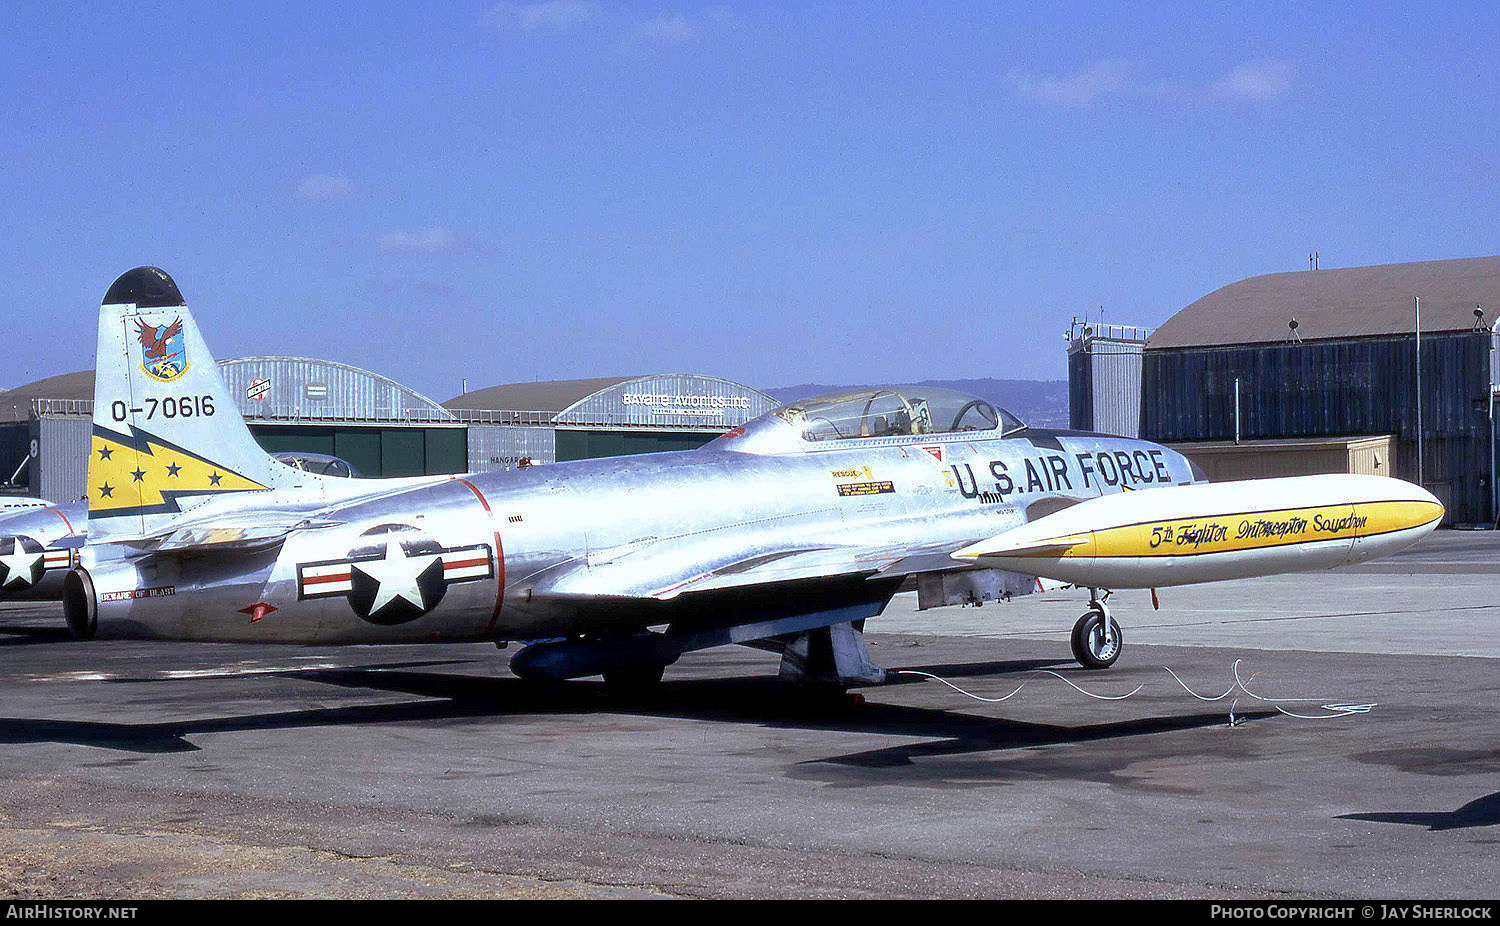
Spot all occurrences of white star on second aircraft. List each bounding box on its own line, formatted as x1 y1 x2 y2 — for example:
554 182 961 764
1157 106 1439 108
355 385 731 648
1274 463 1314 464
0 540 43 588
352 537 440 615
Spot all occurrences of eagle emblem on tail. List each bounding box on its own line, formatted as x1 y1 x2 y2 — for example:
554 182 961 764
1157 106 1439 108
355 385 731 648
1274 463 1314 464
135 317 188 382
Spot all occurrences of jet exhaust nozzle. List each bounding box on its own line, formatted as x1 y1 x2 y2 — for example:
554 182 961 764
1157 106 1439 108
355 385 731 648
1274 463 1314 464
63 568 98 640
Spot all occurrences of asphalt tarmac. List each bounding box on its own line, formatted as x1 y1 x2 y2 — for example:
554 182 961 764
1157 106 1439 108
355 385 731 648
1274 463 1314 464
0 531 1497 899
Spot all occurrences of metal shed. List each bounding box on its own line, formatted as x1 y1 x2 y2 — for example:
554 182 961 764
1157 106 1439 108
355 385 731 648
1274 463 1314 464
1067 321 1151 438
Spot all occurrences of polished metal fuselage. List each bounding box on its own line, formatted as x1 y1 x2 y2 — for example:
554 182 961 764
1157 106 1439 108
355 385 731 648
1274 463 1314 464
82 428 1196 643
0 501 85 600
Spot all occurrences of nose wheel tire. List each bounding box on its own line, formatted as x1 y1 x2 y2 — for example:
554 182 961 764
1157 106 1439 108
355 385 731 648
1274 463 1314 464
1071 609 1122 669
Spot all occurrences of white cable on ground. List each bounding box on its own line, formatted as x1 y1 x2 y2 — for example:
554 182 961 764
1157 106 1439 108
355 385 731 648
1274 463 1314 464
1230 660 1377 719
896 668 1144 703
893 658 1375 721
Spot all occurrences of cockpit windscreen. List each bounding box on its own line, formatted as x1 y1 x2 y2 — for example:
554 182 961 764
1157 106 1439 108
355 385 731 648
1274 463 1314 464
774 386 1025 442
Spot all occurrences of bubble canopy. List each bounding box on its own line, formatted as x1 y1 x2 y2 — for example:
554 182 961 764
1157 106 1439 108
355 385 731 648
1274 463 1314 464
715 385 1026 452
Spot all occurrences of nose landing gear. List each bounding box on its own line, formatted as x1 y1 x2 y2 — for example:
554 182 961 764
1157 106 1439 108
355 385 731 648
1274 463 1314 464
1070 590 1121 669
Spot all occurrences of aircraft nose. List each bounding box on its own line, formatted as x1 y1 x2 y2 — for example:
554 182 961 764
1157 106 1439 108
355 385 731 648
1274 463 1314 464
1380 480 1444 539
1403 482 1444 528
1414 483 1443 510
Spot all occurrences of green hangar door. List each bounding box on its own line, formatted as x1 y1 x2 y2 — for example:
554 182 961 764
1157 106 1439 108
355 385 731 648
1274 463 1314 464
250 425 467 477
218 356 470 479
554 429 716 462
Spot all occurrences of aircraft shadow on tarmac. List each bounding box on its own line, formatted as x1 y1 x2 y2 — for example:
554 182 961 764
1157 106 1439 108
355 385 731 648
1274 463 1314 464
0 661 1270 772
882 657 1070 681
0 625 76 646
1337 792 1500 831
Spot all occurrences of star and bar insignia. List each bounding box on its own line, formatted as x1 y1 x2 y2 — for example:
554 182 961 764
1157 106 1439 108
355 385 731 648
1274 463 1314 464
0 536 71 591
297 527 494 626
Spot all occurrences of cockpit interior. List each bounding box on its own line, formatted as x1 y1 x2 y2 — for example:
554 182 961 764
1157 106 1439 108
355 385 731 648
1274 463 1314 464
715 385 1027 453
779 386 1024 442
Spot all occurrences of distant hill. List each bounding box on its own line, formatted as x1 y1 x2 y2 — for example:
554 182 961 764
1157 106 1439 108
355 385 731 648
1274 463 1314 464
762 378 1070 429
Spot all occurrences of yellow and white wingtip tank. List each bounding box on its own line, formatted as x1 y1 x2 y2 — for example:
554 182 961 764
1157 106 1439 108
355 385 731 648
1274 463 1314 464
953 473 1443 589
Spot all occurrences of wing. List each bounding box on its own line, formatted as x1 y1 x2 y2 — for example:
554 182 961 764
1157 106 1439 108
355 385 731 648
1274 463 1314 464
540 536 989 601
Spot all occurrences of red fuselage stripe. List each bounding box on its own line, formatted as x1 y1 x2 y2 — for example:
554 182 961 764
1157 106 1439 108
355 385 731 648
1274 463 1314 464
443 557 489 571
303 572 352 585
457 479 506 635
50 506 76 534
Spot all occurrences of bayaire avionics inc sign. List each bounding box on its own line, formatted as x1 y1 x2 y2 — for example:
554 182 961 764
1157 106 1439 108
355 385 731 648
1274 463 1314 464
620 392 753 419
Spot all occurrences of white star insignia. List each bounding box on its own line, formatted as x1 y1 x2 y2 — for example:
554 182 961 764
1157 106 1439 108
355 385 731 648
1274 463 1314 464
0 540 43 589
352 537 440 615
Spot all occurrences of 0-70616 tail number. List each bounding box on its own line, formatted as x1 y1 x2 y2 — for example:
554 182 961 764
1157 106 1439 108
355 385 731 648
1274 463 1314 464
109 395 216 422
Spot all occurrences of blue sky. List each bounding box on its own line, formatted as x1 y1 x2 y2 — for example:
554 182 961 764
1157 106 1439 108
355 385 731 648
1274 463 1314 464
3 1 1497 397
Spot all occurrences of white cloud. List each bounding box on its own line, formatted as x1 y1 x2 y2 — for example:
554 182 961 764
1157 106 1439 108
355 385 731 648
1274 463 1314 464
1010 60 1132 106
1209 60 1295 101
1012 59 1295 107
614 7 744 52
378 227 467 255
483 1 600 32
621 13 698 47
483 4 745 51
297 174 355 203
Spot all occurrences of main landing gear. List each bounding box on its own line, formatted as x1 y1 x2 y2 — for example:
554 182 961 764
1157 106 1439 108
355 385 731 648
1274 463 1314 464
1070 590 1122 670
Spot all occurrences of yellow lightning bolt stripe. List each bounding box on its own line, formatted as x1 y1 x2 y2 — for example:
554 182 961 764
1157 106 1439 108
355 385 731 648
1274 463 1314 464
88 428 267 517
1056 499 1445 559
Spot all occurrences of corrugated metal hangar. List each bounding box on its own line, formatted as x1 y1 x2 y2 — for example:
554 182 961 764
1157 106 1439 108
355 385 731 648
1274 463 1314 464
1 362 774 503
447 374 778 471
1072 254 1500 526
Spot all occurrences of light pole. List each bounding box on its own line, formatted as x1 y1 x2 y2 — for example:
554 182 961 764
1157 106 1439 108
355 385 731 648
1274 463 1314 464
1415 296 1423 488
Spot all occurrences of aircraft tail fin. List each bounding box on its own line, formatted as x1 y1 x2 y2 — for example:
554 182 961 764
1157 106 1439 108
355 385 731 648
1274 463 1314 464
88 267 297 543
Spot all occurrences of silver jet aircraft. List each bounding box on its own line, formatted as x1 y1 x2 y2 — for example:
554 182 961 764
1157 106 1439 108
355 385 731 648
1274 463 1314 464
0 501 85 601
0 461 351 604
63 268 1442 691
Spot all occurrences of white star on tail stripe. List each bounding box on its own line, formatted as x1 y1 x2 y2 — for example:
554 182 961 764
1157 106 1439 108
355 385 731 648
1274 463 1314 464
0 540 43 588
351 537 440 615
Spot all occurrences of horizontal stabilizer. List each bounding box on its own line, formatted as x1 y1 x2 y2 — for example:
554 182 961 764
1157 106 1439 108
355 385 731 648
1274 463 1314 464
121 515 344 555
